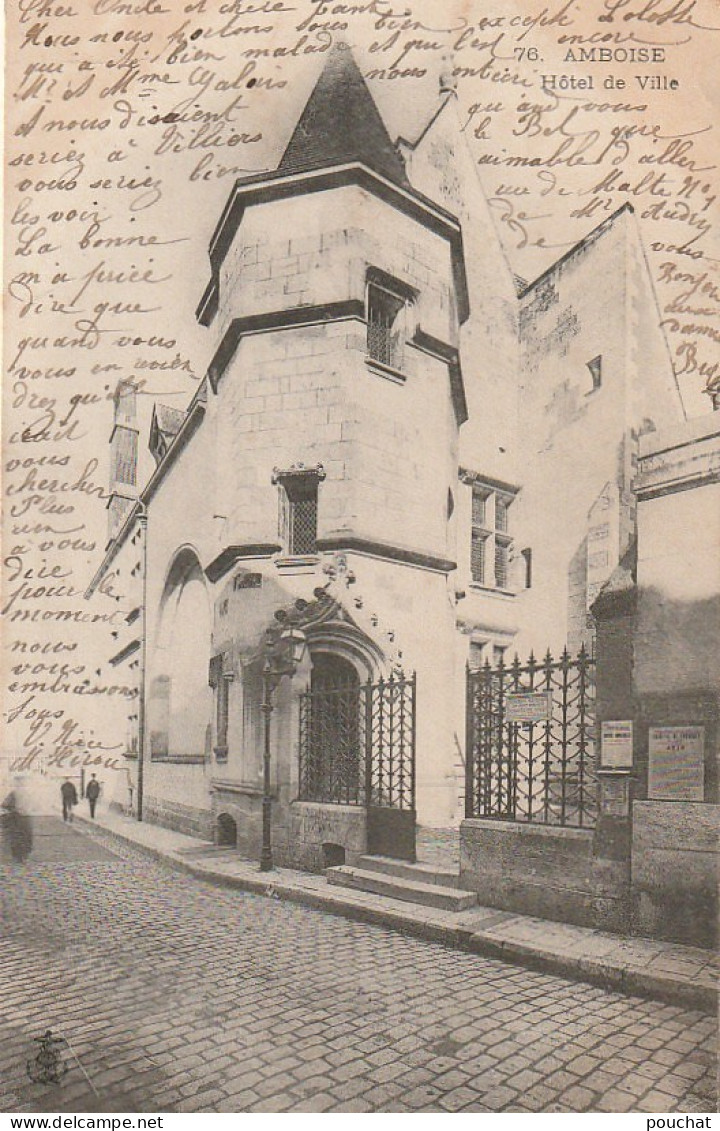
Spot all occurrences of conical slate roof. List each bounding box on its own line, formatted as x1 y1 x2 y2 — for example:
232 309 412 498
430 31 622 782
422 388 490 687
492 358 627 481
277 44 410 188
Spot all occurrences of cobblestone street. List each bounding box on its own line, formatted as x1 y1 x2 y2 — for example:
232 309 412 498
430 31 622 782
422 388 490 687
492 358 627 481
1 820 716 1114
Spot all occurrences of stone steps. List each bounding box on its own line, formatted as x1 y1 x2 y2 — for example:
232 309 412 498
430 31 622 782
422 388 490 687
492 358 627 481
355 853 461 889
326 864 478 912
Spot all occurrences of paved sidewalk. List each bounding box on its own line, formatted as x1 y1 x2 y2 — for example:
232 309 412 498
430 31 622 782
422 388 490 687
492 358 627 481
77 808 717 1013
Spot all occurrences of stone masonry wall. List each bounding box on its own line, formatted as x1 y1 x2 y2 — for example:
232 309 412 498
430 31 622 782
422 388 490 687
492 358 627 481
460 819 628 931
514 217 630 656
144 794 213 841
216 187 455 347
213 187 459 565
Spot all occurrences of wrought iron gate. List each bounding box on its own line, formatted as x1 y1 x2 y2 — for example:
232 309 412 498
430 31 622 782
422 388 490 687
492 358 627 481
466 647 597 828
298 672 417 860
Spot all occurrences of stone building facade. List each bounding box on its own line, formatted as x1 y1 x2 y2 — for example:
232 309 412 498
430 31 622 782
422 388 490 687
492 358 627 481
87 45 688 871
629 416 718 945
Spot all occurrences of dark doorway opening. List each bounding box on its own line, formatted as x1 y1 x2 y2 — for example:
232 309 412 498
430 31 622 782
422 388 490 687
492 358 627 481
216 812 237 847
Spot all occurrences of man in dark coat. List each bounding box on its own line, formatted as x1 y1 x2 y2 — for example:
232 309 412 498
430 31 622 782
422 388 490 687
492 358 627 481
60 779 77 822
1 788 33 863
85 774 100 818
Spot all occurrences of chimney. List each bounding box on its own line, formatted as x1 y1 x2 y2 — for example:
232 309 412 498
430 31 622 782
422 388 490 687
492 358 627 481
107 379 139 545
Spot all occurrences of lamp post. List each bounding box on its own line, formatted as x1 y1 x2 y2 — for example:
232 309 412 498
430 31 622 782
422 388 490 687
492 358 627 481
260 623 307 872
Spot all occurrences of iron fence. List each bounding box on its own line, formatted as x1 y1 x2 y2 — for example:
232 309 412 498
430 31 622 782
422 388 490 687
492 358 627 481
466 647 597 828
298 672 415 810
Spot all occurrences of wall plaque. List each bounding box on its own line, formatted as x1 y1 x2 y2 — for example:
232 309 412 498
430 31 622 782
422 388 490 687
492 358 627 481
505 691 553 723
600 720 633 769
599 775 630 818
648 726 705 801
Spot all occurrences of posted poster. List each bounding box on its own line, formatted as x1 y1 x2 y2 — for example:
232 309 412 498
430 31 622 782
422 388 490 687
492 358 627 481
2 0 718 1117
648 724 705 800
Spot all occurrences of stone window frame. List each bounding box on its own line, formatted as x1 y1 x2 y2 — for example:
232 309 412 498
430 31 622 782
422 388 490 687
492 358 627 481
272 464 326 559
468 479 517 592
468 637 512 671
521 546 533 589
492 643 507 667
208 652 233 763
365 267 417 377
469 640 486 671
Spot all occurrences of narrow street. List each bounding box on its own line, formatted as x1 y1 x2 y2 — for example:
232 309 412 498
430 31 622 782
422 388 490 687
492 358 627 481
1 819 716 1114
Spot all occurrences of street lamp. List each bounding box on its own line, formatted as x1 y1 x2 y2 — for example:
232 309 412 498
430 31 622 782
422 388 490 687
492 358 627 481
260 621 307 872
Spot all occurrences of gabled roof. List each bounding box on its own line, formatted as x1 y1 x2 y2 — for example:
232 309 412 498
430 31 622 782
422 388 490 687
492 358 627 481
86 383 209 597
519 203 634 299
276 43 410 189
154 403 186 435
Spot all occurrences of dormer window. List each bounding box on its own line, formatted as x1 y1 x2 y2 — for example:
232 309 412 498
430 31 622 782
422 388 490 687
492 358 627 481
149 403 187 466
365 269 415 374
273 464 326 557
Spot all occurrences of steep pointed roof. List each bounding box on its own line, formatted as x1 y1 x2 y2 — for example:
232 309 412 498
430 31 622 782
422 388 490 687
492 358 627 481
276 44 410 189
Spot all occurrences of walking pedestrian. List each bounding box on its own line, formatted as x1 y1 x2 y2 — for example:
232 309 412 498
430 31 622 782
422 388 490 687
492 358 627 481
60 779 78 822
1 782 33 863
85 774 100 819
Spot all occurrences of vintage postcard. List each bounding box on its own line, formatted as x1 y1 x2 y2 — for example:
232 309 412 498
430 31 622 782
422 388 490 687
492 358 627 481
2 0 718 1117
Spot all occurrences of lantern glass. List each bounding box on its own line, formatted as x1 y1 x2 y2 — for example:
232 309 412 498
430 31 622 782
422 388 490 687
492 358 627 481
280 626 307 668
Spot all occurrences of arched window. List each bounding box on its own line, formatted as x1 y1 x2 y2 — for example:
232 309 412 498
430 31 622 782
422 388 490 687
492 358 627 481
150 550 212 761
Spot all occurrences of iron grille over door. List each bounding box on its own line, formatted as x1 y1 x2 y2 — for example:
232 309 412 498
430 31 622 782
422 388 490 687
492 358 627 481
466 647 597 828
299 669 416 859
300 654 361 805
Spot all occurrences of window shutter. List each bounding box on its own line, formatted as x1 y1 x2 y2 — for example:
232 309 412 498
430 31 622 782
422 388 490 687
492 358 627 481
495 541 509 589
472 490 487 527
471 531 486 584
